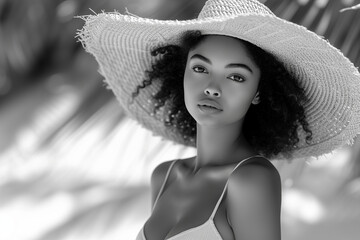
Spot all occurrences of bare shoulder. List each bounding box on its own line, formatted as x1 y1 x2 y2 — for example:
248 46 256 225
228 156 281 194
150 159 178 207
151 160 177 186
226 156 282 240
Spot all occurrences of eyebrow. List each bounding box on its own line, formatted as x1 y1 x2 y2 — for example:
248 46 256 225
190 54 253 73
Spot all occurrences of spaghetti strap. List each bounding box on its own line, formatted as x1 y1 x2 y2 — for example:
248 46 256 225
152 160 178 211
209 155 263 220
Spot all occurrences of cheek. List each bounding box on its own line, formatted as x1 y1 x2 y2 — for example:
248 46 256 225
183 74 193 109
183 69 198 99
226 86 256 114
183 70 204 119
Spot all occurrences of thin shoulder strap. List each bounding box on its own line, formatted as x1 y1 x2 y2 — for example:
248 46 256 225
209 155 264 220
152 160 178 211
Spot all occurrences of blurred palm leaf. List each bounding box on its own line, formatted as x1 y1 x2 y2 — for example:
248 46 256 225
1 1 360 240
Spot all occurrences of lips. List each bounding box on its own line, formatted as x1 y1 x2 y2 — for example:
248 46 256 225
197 99 223 111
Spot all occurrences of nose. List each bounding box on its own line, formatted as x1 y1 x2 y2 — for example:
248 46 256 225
204 85 221 97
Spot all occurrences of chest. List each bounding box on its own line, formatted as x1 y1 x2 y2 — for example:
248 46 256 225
157 177 223 219
144 175 235 240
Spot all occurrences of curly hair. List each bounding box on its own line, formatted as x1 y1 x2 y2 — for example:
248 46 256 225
132 30 313 159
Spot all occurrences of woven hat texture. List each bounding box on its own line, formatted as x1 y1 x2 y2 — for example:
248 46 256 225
77 0 360 160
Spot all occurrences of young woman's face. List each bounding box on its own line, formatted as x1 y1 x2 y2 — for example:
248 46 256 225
183 35 261 127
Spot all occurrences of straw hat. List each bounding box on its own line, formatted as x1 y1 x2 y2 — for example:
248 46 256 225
76 0 360 160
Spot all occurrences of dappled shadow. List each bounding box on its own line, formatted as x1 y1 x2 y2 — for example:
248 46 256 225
1 0 360 240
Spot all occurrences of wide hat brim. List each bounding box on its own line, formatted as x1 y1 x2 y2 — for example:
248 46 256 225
77 0 360 160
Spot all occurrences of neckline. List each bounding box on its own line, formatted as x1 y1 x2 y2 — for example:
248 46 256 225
143 154 264 240
143 218 222 240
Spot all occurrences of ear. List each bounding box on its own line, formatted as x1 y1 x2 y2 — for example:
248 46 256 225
252 91 260 105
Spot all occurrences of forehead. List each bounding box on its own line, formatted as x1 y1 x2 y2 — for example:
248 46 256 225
188 35 254 62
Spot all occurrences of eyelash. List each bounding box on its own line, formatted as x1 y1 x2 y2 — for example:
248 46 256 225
192 66 246 82
227 75 245 82
192 66 208 73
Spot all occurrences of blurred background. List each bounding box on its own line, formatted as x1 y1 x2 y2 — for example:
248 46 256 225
0 0 360 239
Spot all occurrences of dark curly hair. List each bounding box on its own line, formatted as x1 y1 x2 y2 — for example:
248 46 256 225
132 30 313 159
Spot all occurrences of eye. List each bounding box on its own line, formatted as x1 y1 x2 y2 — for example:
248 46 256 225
228 74 245 82
192 66 208 74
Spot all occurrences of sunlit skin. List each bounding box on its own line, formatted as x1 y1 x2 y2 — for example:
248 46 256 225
146 35 282 240
183 35 261 173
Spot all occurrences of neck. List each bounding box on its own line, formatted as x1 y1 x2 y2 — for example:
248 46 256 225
193 121 258 174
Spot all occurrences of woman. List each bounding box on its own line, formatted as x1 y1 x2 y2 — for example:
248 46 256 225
134 32 286 240
77 0 360 239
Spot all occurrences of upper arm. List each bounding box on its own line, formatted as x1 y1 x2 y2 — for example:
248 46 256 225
150 160 176 209
226 162 282 240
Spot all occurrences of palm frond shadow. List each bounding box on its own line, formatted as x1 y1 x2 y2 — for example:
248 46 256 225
36 185 150 240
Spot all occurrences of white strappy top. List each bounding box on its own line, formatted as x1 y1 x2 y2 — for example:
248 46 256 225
136 155 263 240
